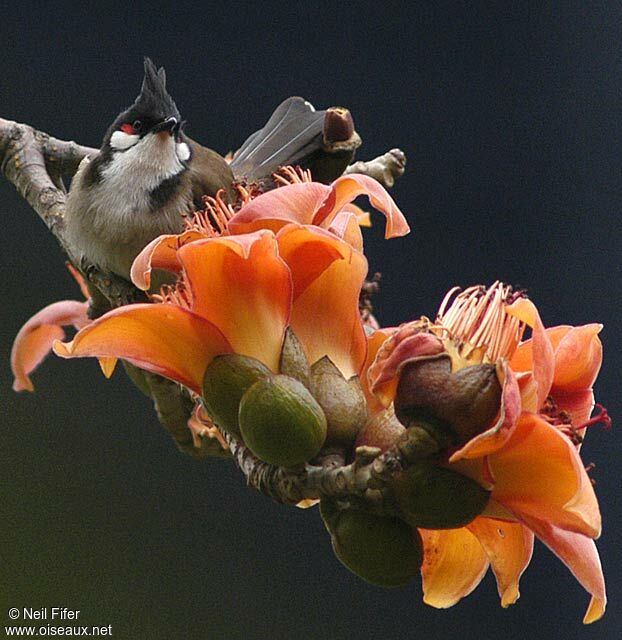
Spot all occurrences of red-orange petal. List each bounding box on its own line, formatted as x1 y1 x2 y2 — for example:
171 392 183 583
177 231 291 373
467 517 534 607
131 230 207 290
489 413 601 538
420 527 489 608
507 298 554 411
520 516 606 624
552 324 603 392
11 300 90 392
450 362 521 461
276 225 368 377
227 182 329 235
53 304 231 395
313 174 410 238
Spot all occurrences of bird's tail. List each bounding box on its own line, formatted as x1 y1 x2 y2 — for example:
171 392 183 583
230 97 361 188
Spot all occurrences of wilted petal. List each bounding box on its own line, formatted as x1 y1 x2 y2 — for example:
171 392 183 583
313 174 410 238
450 362 521 461
227 182 329 235
277 225 367 377
368 328 445 407
420 527 489 608
521 516 606 624
178 231 291 373
53 304 231 395
12 300 90 392
360 328 396 414
131 230 206 290
507 298 554 411
488 413 601 538
467 517 534 607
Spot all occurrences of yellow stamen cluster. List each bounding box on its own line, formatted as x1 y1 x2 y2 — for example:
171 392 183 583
436 281 526 363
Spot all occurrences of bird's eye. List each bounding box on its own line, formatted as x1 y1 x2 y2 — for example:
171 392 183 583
132 120 143 132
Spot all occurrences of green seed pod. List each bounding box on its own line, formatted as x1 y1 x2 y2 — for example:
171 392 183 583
202 354 272 437
279 328 311 387
392 463 490 529
320 499 423 587
239 375 327 467
310 356 368 446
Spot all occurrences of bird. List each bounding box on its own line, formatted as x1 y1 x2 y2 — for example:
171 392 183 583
64 58 362 286
64 57 234 282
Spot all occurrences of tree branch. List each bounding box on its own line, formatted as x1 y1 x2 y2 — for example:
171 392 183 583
224 425 441 510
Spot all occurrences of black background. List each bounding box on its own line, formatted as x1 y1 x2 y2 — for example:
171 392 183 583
1 3 620 639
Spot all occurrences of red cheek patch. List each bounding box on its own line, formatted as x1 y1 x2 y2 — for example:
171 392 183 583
120 123 136 135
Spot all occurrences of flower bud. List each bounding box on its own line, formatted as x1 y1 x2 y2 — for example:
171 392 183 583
310 357 368 446
355 407 406 452
392 463 490 529
394 356 502 446
279 328 311 387
202 354 272 437
239 375 327 467
320 499 423 587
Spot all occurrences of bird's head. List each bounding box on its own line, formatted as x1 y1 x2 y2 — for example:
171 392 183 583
102 58 190 162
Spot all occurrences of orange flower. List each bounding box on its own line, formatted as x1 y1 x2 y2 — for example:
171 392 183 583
131 172 409 291
365 284 606 623
54 226 368 393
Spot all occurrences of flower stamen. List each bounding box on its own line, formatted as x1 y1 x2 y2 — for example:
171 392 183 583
436 282 527 363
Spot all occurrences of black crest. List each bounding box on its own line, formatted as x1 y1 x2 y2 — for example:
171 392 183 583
132 57 181 122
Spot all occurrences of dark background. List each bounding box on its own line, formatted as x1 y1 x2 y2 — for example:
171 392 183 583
1 3 620 639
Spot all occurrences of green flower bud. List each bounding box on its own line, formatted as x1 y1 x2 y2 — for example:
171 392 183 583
239 375 327 467
392 463 490 529
279 328 311 387
310 357 368 446
320 499 423 587
395 356 502 447
202 354 272 437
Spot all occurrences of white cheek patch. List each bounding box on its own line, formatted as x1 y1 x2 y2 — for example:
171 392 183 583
110 130 140 150
176 142 190 162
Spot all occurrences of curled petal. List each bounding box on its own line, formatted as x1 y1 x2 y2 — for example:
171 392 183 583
178 231 291 373
131 230 206 290
420 527 489 608
507 298 554 411
467 517 534 607
277 225 368 377
552 324 603 392
53 304 232 395
12 300 90 392
313 174 410 238
489 413 601 538
450 362 521 461
520 517 606 624
227 182 329 235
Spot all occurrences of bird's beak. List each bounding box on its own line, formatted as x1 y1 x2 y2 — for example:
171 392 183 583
153 116 178 136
